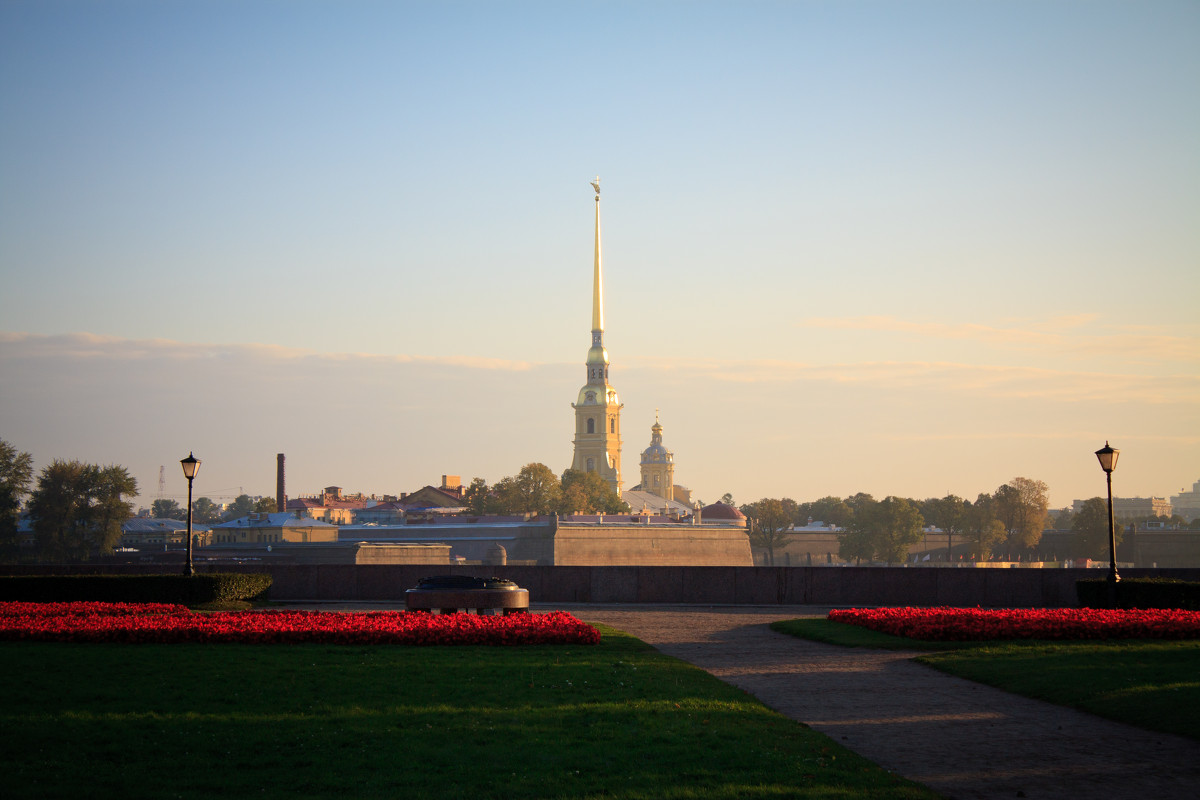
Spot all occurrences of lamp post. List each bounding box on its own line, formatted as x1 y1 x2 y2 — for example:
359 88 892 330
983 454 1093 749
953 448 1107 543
180 453 201 576
1095 442 1119 608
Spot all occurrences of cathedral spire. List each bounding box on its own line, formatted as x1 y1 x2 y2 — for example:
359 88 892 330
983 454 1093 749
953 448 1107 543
585 177 609 385
573 176 623 495
591 175 603 335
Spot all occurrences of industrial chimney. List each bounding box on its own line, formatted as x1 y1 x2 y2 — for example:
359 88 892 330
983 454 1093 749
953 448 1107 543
276 454 286 514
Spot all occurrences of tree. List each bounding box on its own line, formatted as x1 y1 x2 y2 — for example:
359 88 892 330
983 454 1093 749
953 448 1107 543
801 496 853 528
838 495 924 564
0 439 34 560
151 498 184 519
513 463 562 515
560 469 628 514
223 495 255 521
872 496 925 564
995 477 1050 552
838 494 879 565
719 492 735 506
253 497 277 515
926 495 967 561
742 498 792 566
489 464 563 515
29 460 138 561
463 478 491 515
191 497 222 524
964 493 1005 559
1071 497 1119 560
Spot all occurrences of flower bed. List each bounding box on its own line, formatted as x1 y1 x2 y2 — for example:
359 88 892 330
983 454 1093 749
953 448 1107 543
0 602 600 646
828 606 1200 641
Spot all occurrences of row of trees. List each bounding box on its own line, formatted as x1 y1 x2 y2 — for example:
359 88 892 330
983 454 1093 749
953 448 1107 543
739 477 1051 565
462 464 629 516
2 439 284 563
147 495 275 524
1 440 139 562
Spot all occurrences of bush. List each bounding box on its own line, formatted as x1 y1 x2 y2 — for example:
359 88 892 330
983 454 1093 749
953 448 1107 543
1077 578 1200 610
0 574 272 605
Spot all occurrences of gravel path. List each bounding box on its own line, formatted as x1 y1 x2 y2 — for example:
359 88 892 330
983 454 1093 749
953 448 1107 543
556 603 1200 800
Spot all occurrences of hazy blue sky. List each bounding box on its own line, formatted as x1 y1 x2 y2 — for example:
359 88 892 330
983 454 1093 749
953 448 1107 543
2 1 1197 509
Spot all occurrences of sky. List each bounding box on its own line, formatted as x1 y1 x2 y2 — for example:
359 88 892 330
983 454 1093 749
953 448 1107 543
1 0 1197 511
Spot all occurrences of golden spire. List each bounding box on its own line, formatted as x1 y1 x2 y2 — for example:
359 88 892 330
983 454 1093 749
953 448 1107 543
591 176 603 333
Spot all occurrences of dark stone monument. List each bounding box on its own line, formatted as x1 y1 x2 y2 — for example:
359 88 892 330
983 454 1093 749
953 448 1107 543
404 575 530 615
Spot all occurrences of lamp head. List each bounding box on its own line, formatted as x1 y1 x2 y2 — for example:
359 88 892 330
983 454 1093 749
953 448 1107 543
180 452 201 480
1095 442 1118 474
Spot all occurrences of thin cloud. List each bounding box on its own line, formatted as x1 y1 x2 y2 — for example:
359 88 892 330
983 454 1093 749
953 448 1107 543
624 356 1200 405
0 332 533 371
795 315 1200 363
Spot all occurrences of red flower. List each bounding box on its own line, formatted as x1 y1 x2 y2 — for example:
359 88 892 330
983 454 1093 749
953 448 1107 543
0 603 601 646
827 607 1200 641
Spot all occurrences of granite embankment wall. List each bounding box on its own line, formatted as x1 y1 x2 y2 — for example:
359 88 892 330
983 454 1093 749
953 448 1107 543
9 564 1199 607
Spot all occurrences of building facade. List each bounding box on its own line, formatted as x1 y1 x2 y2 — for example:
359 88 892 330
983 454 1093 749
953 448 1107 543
570 177 623 494
1171 480 1200 523
639 413 674 501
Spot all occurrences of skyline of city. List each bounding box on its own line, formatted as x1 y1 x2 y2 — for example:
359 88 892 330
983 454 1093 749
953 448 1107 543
1 2 1197 508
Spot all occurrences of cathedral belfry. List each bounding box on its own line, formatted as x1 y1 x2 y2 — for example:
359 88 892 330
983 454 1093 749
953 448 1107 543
571 177 623 494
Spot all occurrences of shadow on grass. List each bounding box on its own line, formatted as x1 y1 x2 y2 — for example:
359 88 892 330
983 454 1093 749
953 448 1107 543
772 618 1200 742
0 624 938 800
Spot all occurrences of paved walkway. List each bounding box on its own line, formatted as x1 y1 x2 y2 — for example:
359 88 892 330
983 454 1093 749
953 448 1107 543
553 603 1200 800
291 602 1199 799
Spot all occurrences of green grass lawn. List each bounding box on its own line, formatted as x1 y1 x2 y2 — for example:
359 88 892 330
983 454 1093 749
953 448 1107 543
0 625 937 800
771 618 1200 741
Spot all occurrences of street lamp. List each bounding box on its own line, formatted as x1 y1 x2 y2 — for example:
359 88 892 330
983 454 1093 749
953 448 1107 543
180 453 201 576
1095 442 1119 608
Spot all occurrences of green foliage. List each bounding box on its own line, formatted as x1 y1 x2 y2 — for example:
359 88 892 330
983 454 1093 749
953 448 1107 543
964 493 1005 559
0 573 273 604
475 465 629 516
1077 578 1200 610
0 440 34 560
838 495 924 564
223 494 255 521
995 476 1050 551
1071 497 1118 559
190 497 222 524
29 460 138 561
559 468 627 514
0 628 937 799
150 498 184 519
800 495 853 528
463 477 490 515
925 495 967 558
253 497 277 514
741 498 792 566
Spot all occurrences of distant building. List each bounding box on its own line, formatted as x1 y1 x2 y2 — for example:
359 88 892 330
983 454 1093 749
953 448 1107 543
121 518 212 548
1073 496 1172 520
1171 480 1200 522
622 489 694 519
209 512 338 545
353 501 408 526
400 484 467 510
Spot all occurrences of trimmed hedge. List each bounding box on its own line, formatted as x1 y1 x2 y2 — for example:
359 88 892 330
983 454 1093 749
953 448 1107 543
1077 577 1200 610
0 574 272 605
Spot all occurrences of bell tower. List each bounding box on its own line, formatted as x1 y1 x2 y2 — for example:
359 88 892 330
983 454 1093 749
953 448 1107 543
571 177 623 494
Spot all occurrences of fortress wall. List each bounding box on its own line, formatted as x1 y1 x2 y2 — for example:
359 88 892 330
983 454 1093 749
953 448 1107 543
552 523 754 567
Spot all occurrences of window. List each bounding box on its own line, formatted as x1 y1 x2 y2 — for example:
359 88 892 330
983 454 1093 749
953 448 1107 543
610 418 615 433
586 458 594 472
587 418 595 434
